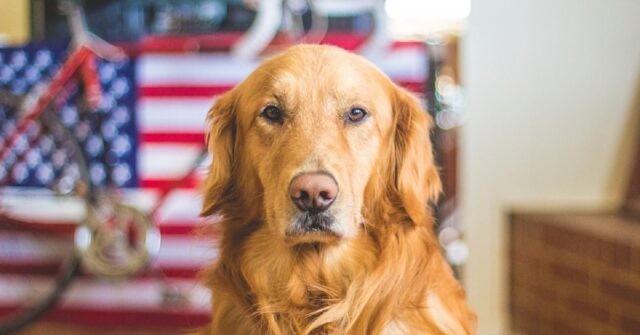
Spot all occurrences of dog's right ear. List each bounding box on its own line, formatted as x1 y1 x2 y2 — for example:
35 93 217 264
389 85 441 226
201 89 237 216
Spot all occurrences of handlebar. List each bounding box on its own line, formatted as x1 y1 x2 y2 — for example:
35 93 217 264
59 0 125 61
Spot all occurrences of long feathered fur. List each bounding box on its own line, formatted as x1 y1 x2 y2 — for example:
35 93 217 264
198 45 476 335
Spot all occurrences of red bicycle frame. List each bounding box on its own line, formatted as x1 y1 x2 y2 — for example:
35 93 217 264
0 46 100 163
0 42 208 234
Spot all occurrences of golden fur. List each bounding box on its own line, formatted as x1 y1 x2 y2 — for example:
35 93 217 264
199 45 476 334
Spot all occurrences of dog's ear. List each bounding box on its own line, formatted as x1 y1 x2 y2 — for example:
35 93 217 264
201 89 238 216
390 85 442 225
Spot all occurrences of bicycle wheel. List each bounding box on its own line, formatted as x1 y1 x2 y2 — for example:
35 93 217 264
0 90 90 334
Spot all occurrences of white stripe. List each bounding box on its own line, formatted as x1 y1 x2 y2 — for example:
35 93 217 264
0 188 85 222
138 53 260 85
136 51 426 133
118 187 207 224
137 97 212 133
138 143 203 180
154 235 217 268
0 232 216 269
0 189 207 227
0 276 210 311
368 47 428 82
0 235 69 262
155 188 205 224
138 48 426 85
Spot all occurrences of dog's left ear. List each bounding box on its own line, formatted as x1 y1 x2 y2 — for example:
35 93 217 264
391 85 442 225
201 89 238 217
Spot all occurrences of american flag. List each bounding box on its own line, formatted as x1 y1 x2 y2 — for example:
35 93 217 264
0 44 138 189
0 35 428 327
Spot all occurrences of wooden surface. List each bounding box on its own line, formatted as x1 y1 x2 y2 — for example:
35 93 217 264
510 212 640 335
16 322 190 335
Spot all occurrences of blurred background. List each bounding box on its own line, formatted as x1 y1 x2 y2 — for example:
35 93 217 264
0 0 638 334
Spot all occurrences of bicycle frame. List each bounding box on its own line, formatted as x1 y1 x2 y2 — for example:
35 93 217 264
0 0 208 268
0 46 99 166
0 1 114 171
0 0 164 271
0 2 210 331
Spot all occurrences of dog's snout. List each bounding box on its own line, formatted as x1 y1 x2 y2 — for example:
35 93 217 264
289 172 338 213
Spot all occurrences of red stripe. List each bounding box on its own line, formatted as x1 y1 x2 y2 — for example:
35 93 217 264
0 218 76 234
139 85 233 98
133 32 425 54
0 306 210 328
0 263 68 276
140 266 208 279
140 132 206 144
391 41 425 50
139 80 423 101
397 80 425 93
158 224 198 236
0 218 209 235
153 267 202 279
140 176 201 190
0 260 211 276
0 219 211 235
136 32 244 53
0 263 208 279
158 221 219 236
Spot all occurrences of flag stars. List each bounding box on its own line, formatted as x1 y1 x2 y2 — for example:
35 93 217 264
111 135 131 157
26 150 42 169
111 106 130 126
26 122 41 140
10 51 27 71
74 121 91 142
90 164 107 184
100 94 116 111
99 63 116 83
101 120 118 140
61 105 79 126
24 66 41 84
12 162 29 183
0 66 14 83
14 134 29 153
1 119 14 136
3 151 17 167
1 46 137 188
34 50 53 69
112 163 131 186
86 135 104 157
110 77 129 98
38 136 54 155
35 163 54 184
52 149 67 169
11 78 27 94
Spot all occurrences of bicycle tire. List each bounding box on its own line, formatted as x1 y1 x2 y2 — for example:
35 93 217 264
0 90 90 334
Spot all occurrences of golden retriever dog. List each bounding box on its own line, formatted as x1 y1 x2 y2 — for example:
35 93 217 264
199 45 476 335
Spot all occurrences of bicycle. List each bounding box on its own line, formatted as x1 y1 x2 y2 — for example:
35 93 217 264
0 2 205 333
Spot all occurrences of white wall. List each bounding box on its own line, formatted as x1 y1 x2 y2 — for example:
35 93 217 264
461 0 640 333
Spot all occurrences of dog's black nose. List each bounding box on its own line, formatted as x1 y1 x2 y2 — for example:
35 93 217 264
289 172 338 213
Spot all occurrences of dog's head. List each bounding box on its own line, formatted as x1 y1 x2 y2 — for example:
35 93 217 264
202 45 441 246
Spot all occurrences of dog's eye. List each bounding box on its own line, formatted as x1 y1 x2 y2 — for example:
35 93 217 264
260 105 284 123
346 107 368 123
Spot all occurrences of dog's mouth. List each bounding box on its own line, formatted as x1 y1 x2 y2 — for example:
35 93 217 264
284 212 341 244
